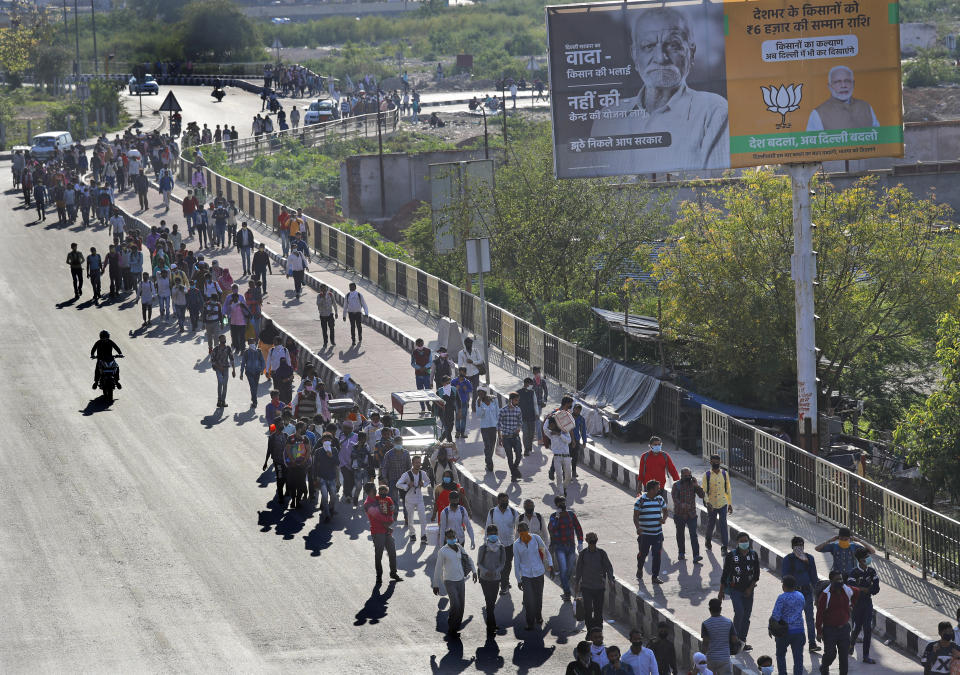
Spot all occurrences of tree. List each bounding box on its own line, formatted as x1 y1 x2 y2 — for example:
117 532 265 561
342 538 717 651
180 0 262 62
894 308 960 504
34 44 71 88
0 2 58 85
127 0 192 23
655 171 958 426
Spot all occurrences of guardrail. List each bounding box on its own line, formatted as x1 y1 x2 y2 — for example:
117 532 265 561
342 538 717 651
183 108 400 165
701 405 960 587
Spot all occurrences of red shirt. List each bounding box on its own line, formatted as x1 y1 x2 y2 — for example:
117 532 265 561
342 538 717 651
637 450 680 488
815 584 860 633
279 211 290 232
182 196 198 216
434 485 465 521
364 495 394 535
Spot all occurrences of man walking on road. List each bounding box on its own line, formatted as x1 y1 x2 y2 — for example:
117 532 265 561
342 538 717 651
671 467 704 563
395 456 431 543
783 536 821 653
622 628 659 675
411 338 432 412
457 336 484 412
514 520 553 631
203 296 224 353
637 436 680 500
183 189 199 235
497 392 524 482
816 570 860 675
286 246 308 299
240 338 266 408
252 243 272 294
847 547 880 664
486 493 519 595
704 453 733 555
67 243 84 298
771 575 808 675
573 532 614 630
815 527 875 578
316 283 338 349
211 334 236 408
719 531 760 652
236 221 255 275
476 524 507 636
634 479 667 585
548 495 583 601
343 282 369 344
86 246 102 305
517 378 539 457
433 527 477 638
133 168 149 211
701 597 739 675
363 482 403 586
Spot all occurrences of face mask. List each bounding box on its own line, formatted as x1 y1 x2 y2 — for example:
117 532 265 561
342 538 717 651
442 477 452 485
446 538 458 546
863 556 872 566
838 540 851 549
651 445 662 453
738 542 750 551
711 463 721 470
631 641 643 650
943 633 955 642
761 667 774 675
524 508 534 515
793 546 804 556
658 631 668 638
487 535 499 544
832 581 844 590
682 475 692 483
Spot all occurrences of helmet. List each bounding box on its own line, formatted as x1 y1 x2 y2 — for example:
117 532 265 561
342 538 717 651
100 330 110 339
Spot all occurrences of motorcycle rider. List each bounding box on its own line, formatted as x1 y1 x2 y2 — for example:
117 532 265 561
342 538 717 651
90 330 124 390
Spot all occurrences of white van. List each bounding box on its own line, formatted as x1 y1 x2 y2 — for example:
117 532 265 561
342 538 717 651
31 131 74 159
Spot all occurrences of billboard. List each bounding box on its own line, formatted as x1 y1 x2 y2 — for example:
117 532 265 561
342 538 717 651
546 0 903 178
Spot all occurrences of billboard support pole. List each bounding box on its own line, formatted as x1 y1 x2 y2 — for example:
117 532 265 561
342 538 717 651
788 162 820 452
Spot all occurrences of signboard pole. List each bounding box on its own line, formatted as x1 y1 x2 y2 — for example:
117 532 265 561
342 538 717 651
467 238 492 386
788 162 820 450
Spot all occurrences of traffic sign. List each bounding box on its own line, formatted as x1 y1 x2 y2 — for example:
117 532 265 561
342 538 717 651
158 91 182 113
272 38 283 49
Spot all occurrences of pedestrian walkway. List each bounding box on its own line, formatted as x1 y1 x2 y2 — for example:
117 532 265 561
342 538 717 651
113 174 942 672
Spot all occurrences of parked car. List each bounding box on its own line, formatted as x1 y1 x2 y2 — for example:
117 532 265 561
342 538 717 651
303 99 339 125
30 131 74 160
271 17 292 24
128 74 159 95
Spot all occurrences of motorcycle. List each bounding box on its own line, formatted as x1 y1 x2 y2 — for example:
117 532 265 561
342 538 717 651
93 355 123 402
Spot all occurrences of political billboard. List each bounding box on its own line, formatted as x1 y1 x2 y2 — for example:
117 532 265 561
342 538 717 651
546 0 903 178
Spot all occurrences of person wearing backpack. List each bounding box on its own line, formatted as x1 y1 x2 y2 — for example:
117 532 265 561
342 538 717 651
202 295 224 353
438 491 474 549
395 456 431 543
137 272 157 326
703 453 733 556
476 524 507 635
433 527 478 638
486 493 520 595
782 536 821 653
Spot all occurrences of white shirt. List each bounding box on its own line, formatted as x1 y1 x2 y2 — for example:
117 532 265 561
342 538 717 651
547 430 572 456
622 647 659 675
395 469 431 502
439 505 474 547
518 512 550 548
344 290 369 314
457 346 482 377
513 534 551 579
286 251 307 272
267 345 291 373
590 644 609 669
432 543 475 587
110 214 125 233
486 505 519 542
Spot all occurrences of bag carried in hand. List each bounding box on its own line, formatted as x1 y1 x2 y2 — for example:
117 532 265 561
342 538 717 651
477 362 487 376
459 548 472 576
768 617 789 638
574 596 585 622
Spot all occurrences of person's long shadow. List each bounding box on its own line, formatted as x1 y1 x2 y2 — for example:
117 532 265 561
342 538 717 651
338 344 365 362
430 636 476 674
76 298 99 311
56 296 79 309
257 467 276 489
303 521 333 556
474 636 505 674
233 408 257 425
80 396 115 416
201 407 226 428
354 581 396 626
511 631 556 674
274 506 308 541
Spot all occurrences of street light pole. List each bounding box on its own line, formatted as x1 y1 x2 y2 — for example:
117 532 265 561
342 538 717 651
73 0 80 81
377 90 385 218
788 163 820 452
480 106 488 160
500 79 508 164
90 0 99 76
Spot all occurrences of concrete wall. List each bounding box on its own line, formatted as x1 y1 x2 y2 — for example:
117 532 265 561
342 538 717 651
900 23 938 55
340 148 491 225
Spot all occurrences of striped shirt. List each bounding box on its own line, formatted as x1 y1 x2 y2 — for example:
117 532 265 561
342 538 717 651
633 495 666 536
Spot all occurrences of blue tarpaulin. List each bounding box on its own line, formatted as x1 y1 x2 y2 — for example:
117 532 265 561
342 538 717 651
683 390 795 423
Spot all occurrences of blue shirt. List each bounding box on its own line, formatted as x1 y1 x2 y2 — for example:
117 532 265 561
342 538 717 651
477 399 500 428
573 415 587 444
782 552 819 590
771 589 806 634
451 376 473 405
822 542 862 576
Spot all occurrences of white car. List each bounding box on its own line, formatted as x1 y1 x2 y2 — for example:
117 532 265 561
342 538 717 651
303 99 339 125
31 131 74 159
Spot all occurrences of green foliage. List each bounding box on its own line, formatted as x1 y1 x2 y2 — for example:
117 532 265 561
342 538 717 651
903 49 960 88
656 171 958 422
899 0 960 23
0 3 59 79
337 221 409 260
180 0 261 62
127 0 193 23
895 307 960 504
34 44 71 87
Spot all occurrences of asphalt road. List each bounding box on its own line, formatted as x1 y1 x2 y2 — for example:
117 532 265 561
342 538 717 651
0 171 596 671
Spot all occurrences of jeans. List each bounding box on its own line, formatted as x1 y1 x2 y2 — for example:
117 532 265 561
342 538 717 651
188 306 200 331
444 579 466 633
246 373 260 403
480 578 499 628
776 632 806 675
706 506 730 548
372 531 397 577
291 269 304 296
553 544 575 595
820 624 850 675
637 532 663 578
196 224 207 248
239 246 252 273
158 294 170 318
800 587 817 645
174 304 187 330
215 368 229 403
415 373 431 410
468 373 480 411
185 212 196 235
71 268 83 296
348 311 363 342
500 544 514 591
501 434 522 479
280 230 290 257
205 322 220 351
137 190 148 210
729 588 754 643
674 516 700 557
89 271 101 299
480 427 497 470
581 587 605 630
214 224 226 248
253 268 268 293
455 401 467 435
850 602 873 658
318 477 337 516
520 575 545 626
521 419 536 455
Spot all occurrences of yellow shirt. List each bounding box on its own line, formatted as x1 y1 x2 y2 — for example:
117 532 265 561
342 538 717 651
703 468 732 509
288 217 301 237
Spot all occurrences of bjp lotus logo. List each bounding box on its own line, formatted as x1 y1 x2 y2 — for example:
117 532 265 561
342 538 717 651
761 84 803 129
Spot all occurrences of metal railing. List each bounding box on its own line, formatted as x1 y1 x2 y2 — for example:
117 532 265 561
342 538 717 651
701 405 960 587
183 108 400 165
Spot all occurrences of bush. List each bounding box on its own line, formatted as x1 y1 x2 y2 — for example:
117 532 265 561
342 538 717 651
904 49 960 87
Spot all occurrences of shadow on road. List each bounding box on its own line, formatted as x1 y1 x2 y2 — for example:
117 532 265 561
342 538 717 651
201 408 226 428
56 296 79 309
354 581 396 626
80 396 115 416
430 636 476 673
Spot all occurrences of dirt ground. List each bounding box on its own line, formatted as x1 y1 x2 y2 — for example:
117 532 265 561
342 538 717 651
903 86 960 122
